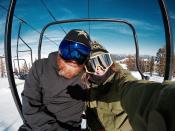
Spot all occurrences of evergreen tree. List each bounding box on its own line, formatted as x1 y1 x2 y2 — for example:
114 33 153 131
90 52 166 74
149 56 155 76
125 55 137 71
155 48 166 76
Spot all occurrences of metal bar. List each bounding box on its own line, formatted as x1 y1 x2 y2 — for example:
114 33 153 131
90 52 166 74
4 0 24 122
13 59 28 72
18 50 31 52
158 0 174 80
19 37 33 63
38 18 146 79
0 4 58 46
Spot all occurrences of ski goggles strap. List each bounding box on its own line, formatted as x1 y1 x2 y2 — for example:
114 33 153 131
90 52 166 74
85 53 113 74
59 39 91 64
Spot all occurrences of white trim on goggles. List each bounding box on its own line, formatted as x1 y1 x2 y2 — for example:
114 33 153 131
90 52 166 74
85 53 113 74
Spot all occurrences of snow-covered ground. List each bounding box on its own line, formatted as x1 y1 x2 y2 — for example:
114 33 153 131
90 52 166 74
119 63 164 82
130 71 164 82
0 78 24 131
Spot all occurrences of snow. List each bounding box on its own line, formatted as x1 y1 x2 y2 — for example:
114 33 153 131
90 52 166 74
0 78 24 131
130 71 164 82
118 62 164 82
130 71 142 80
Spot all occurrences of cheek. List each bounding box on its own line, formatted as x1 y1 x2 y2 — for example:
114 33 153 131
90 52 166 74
57 58 66 70
67 65 82 73
74 65 84 72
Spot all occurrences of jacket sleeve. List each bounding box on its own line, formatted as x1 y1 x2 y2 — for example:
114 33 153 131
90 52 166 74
21 60 65 131
114 63 175 131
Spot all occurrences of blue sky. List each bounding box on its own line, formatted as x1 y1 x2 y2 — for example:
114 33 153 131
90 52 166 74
0 0 175 58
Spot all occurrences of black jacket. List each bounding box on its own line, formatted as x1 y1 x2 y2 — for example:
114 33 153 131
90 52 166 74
20 52 86 131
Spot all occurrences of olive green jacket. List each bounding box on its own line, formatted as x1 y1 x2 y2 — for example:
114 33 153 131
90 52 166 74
87 63 175 131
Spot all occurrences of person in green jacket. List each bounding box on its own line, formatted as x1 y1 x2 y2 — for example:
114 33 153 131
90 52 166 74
83 41 175 131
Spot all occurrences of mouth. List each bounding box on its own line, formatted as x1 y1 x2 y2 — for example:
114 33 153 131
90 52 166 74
95 72 105 76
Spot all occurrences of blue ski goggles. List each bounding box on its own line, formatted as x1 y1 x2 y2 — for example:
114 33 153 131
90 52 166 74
59 39 91 64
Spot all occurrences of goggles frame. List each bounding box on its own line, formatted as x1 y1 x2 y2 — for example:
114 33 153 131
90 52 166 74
85 53 113 74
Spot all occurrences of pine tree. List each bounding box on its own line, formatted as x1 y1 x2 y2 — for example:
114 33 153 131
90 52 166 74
155 48 166 76
139 58 145 73
125 55 137 71
149 56 155 76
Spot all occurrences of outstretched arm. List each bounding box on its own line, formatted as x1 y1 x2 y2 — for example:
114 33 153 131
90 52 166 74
115 63 175 131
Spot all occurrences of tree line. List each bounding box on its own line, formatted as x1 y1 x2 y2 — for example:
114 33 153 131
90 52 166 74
1 47 175 78
123 47 175 77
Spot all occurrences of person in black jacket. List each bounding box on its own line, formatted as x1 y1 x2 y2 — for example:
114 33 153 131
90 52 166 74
19 29 91 131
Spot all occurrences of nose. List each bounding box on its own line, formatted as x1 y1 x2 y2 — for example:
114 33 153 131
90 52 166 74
66 60 79 67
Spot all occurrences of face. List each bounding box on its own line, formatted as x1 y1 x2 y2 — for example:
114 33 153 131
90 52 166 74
57 55 84 79
94 65 106 76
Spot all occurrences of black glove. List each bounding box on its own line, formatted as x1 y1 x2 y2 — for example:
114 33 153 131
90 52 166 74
67 84 89 101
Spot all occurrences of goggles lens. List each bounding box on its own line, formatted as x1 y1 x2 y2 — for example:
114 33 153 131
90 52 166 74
59 40 91 64
85 53 113 74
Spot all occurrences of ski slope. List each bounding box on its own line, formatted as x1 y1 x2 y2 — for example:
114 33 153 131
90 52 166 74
0 78 24 131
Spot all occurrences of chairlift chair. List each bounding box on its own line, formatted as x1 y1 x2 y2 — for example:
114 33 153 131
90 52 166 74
4 0 174 124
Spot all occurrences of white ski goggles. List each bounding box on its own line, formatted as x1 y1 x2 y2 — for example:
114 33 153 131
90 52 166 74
85 53 113 74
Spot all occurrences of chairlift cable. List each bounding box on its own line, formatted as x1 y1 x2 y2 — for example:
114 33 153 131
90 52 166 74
88 0 90 35
0 4 58 46
40 0 67 34
16 21 33 73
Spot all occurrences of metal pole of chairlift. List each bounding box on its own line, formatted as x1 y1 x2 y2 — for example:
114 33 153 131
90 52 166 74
0 4 58 47
13 59 28 73
19 37 33 64
158 0 174 80
38 18 146 79
4 0 24 121
16 22 33 71
16 21 22 74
